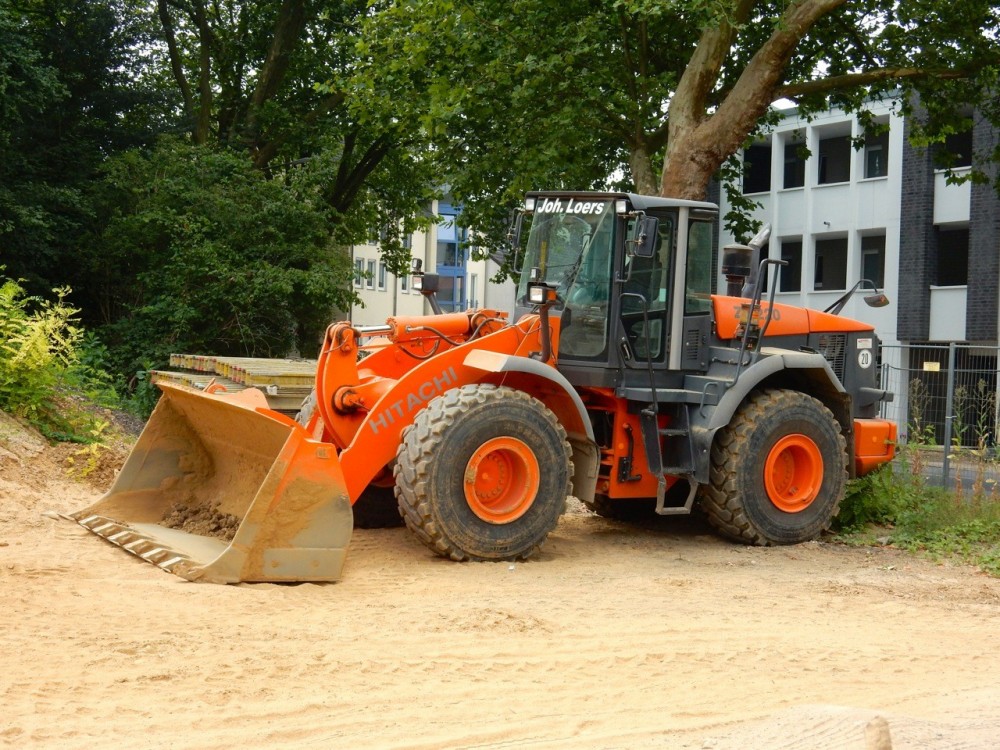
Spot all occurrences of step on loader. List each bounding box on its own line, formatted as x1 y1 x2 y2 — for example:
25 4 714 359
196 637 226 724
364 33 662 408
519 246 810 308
69 192 897 583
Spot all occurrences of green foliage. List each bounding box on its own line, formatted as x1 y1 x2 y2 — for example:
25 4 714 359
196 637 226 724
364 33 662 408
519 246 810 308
363 0 1000 239
907 378 938 447
0 275 115 441
0 0 163 298
891 496 1000 576
64 420 112 479
356 0 686 271
145 0 438 272
836 463 910 533
719 155 764 244
122 362 161 419
94 139 355 377
836 451 1000 576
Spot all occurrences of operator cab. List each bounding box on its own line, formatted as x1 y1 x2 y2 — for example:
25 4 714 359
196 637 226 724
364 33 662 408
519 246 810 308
512 192 718 388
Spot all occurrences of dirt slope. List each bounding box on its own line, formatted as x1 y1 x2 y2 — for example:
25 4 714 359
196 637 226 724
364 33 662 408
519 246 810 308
2 414 1000 749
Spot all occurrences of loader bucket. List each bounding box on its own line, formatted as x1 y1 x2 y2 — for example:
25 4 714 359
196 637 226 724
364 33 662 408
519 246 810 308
70 382 353 583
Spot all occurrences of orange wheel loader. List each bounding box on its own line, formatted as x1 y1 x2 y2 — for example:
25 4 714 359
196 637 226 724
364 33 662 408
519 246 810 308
68 192 896 583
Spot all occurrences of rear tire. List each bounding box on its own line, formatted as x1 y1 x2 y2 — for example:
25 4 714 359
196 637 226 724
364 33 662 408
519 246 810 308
394 384 572 561
698 389 847 545
352 484 404 529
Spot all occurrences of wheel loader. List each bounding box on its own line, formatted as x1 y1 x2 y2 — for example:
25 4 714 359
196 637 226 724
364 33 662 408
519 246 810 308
68 191 896 583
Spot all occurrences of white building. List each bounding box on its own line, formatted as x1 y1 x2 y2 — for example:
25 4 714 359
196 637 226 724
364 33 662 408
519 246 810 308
720 98 1000 442
349 198 516 326
717 99 903 343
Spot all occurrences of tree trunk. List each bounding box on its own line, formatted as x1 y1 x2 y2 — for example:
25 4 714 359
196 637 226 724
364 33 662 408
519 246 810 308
628 143 658 195
245 0 310 146
659 122 730 201
192 1 213 145
657 0 849 202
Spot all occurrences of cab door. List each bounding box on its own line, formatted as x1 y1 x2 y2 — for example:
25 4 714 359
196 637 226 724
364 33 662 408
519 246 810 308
617 212 677 368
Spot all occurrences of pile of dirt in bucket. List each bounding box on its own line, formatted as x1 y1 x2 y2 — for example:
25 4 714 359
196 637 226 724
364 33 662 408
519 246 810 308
161 502 240 541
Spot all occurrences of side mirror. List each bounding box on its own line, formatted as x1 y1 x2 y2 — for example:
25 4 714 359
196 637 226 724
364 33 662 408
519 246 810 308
632 216 659 258
864 292 890 308
824 279 890 315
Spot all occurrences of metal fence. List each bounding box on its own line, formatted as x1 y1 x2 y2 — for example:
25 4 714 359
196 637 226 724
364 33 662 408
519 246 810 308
880 343 1000 489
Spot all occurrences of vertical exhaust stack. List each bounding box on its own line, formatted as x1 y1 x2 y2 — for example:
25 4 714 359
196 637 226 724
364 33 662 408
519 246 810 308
721 243 754 297
721 225 772 298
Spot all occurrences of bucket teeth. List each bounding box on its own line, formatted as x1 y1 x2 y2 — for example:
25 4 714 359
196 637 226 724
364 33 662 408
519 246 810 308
74 514 191 574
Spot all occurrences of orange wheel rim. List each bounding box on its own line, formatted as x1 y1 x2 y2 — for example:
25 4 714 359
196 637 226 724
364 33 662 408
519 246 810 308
464 437 539 523
764 434 823 513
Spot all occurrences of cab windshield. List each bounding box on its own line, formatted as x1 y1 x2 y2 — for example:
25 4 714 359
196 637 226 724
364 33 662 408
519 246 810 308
516 198 616 358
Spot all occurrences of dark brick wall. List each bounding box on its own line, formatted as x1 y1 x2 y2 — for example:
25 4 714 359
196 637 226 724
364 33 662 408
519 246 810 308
965 115 1000 342
897 111 937 342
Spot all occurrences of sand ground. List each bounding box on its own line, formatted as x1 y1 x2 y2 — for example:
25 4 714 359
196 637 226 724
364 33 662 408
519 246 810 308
2 414 1000 750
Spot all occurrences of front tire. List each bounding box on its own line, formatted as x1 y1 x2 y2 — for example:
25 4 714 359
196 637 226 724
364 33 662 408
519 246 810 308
394 384 572 561
698 389 847 545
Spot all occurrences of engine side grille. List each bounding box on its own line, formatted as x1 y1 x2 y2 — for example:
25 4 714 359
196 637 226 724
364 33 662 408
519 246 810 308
817 333 846 381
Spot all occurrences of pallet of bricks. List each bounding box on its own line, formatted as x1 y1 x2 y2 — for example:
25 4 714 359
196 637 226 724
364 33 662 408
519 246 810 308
151 355 316 414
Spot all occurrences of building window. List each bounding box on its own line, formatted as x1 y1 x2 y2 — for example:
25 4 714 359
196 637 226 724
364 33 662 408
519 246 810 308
354 258 364 287
402 233 412 250
437 219 462 266
400 273 409 293
783 141 806 189
817 134 851 184
366 259 375 289
939 130 973 169
864 129 889 178
861 234 886 288
377 261 387 291
438 274 464 311
743 143 772 194
779 239 802 292
937 227 969 285
814 237 848 291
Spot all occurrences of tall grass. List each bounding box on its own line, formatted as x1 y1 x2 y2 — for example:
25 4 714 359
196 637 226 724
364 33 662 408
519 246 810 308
836 448 1000 576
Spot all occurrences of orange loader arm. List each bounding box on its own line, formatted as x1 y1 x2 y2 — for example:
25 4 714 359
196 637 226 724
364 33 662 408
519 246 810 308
310 310 560 502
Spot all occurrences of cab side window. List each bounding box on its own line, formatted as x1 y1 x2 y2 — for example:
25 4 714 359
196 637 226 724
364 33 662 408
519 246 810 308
685 221 713 314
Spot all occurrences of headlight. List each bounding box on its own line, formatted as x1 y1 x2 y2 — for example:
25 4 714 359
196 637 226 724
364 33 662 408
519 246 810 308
527 283 557 305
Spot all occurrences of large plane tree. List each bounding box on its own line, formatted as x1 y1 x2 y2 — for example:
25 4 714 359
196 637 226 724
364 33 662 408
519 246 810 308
362 0 1000 247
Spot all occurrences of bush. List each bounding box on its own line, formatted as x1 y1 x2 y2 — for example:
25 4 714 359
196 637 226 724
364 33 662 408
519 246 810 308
835 450 1000 576
0 275 115 441
835 462 909 533
92 139 355 381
